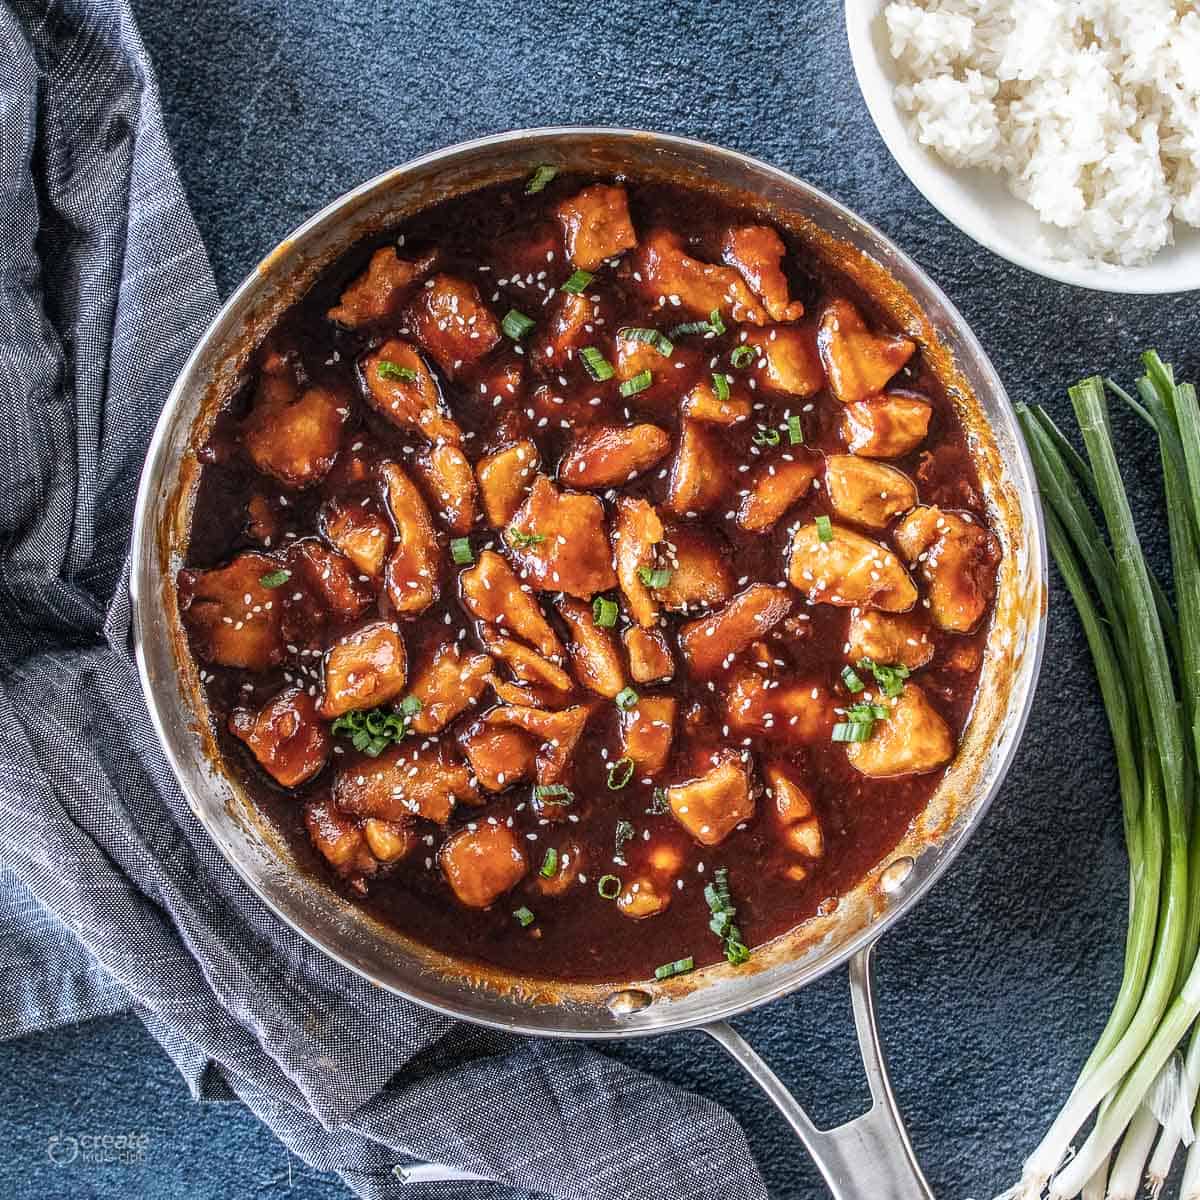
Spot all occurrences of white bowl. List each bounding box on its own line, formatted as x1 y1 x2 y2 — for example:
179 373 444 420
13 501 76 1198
846 0 1200 295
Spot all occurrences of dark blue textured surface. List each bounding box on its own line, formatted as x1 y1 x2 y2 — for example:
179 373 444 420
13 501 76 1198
3 0 1197 1196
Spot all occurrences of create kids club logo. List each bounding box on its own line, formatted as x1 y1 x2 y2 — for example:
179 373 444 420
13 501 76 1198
46 1130 149 1167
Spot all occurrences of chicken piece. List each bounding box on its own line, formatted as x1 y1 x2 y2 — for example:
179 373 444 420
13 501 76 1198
527 380 608 430
613 496 664 629
326 246 435 328
787 523 917 612
624 626 674 683
361 339 462 446
680 377 752 425
721 225 805 323
893 506 999 633
229 687 330 789
845 608 934 671
613 331 689 412
363 818 417 864
532 838 584 897
333 743 477 824
765 763 823 860
846 685 955 778
554 183 637 270
736 458 819 533
555 596 626 698
319 498 392 581
460 550 563 659
532 291 593 370
177 552 284 671
742 325 824 397
679 584 792 677
824 455 918 530
305 798 377 881
665 419 734 516
618 695 677 776
725 669 835 744
484 703 594 784
407 642 494 734
244 494 281 547
841 393 934 459
284 538 374 624
440 821 528 908
818 299 916 405
617 876 672 920
506 475 617 598
318 621 408 719
667 756 755 847
482 633 574 696
476 439 540 528
406 274 502 378
413 442 479 535
657 525 733 613
458 721 539 792
558 424 671 488
486 672 543 708
242 367 345 489
490 221 560 278
633 228 768 324
380 461 440 616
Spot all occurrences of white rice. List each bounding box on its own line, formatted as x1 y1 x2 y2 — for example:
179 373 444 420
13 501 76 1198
883 0 1200 267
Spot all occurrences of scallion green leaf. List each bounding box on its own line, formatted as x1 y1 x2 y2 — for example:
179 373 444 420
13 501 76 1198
712 372 731 401
450 537 474 565
730 345 755 368
561 268 594 294
654 957 695 980
524 165 558 194
508 526 546 548
513 906 536 927
533 783 574 805
615 687 639 711
580 346 615 381
787 415 804 445
753 426 781 446
259 569 291 588
606 757 635 790
841 665 865 693
597 874 621 900
539 847 559 879
593 596 618 627
637 566 672 589
815 515 833 542
502 309 535 341
377 360 419 382
618 327 674 357
619 370 653 398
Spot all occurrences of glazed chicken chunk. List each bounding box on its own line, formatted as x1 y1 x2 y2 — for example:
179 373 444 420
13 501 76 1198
618 695 677 776
362 339 462 446
407 642 494 734
679 584 792 677
846 685 954 778
327 246 435 328
818 299 916 405
634 228 768 324
178 552 284 671
665 419 734 516
229 687 330 789
555 596 626 698
476 439 540 528
667 755 755 846
765 764 823 881
841 393 933 459
722 225 805 323
440 820 528 908
304 799 377 882
845 608 935 671
460 550 564 659
318 620 408 719
623 626 674 683
533 290 593 370
458 722 538 792
894 506 999 633
333 743 477 824
506 475 617 598
407 273 501 378
741 325 824 397
242 359 345 489
613 496 664 629
484 703 594 784
319 498 392 581
736 457 819 533
413 442 479 535
824 455 918 529
559 424 672 488
554 183 637 270
285 538 374 629
380 461 441 616
787 523 918 611
725 667 835 745
681 376 752 426
655 526 734 613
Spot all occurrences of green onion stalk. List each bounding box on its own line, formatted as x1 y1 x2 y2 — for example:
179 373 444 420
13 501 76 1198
1000 361 1200 1200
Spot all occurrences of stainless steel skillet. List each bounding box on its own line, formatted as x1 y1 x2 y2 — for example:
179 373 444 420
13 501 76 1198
130 128 1047 1198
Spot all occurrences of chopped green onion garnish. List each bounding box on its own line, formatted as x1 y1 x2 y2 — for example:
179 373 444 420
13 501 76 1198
841 665 865 693
832 721 873 743
524 165 558 194
619 370 653 398
859 658 911 699
580 346 615 381
753 426 781 446
331 704 415 756
561 268 594 294
848 701 889 721
614 819 635 863
619 327 674 357
705 867 750 966
708 308 726 335
539 847 559 879
654 957 695 980
712 372 731 402
615 687 639 711
400 695 422 718
816 515 833 542
787 414 804 445
606 757 635 790
533 783 574 805
597 874 622 900
730 345 755 368
376 360 419 382
508 526 546 548
669 308 726 339
649 787 670 814
593 596 618 627
637 566 672 589
450 537 474 565
502 309 536 340
259 569 291 588
513 906 536 927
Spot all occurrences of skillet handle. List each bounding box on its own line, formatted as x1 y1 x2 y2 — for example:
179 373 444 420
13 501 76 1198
701 943 934 1200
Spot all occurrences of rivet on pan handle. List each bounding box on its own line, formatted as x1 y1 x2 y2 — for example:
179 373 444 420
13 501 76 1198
700 943 934 1200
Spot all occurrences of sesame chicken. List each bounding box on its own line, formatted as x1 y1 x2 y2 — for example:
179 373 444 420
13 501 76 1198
741 324 825 398
380 461 441 616
841 393 934 459
318 498 392 580
484 703 595 784
736 457 819 533
824 455 918 529
406 642 493 734
623 626 674 683
476 439 541 529
457 721 539 792
318 620 408 719
721 225 805 323
460 550 564 659
633 228 769 324
618 695 677 776
845 609 935 671
665 419 734 516
655 525 734 613
817 299 916 405
326 246 436 328
558 424 672 489
846 685 954 778
333 743 478 825
679 584 792 677
229 687 330 789
554 183 637 270
362 339 463 446
787 523 918 611
413 442 479 535
304 799 378 883
440 822 528 909
407 273 501 379
555 596 626 698
178 552 285 671
667 756 755 847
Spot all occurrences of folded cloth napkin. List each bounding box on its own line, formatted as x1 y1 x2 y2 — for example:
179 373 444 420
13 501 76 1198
0 3 769 1197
